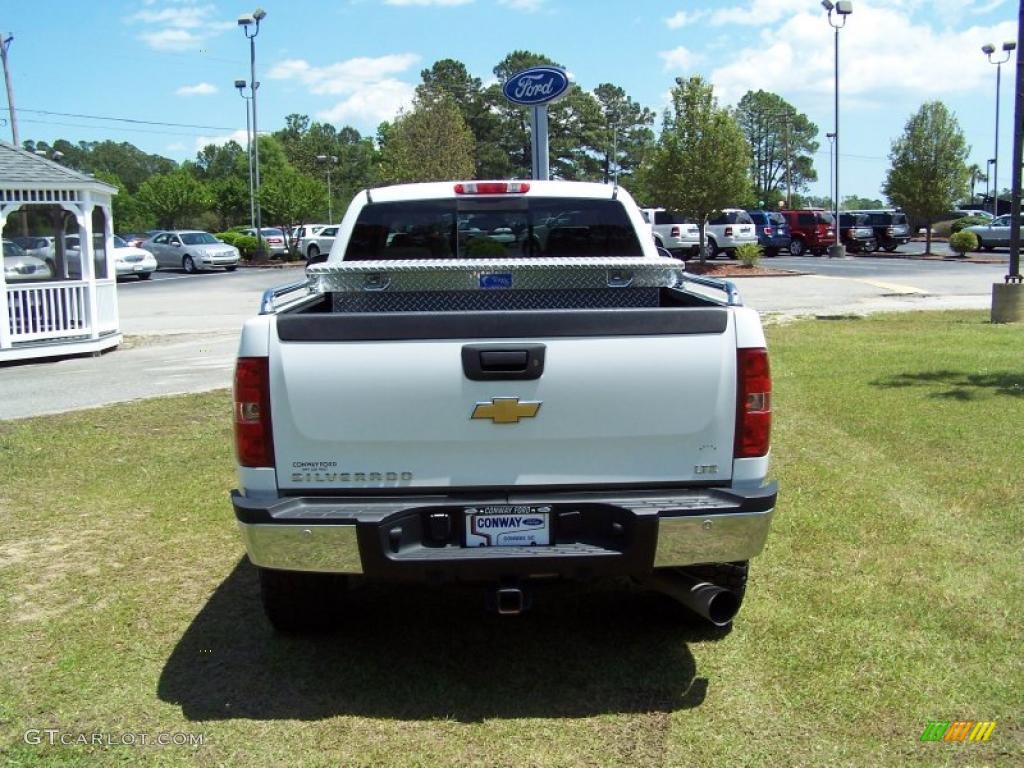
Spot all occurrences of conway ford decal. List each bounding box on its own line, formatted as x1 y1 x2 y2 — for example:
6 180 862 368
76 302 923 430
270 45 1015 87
502 67 570 106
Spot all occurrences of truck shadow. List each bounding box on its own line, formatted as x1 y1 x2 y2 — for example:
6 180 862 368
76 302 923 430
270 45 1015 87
157 558 715 722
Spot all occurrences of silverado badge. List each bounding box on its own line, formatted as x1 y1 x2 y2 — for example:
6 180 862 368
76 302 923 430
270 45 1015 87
471 397 541 424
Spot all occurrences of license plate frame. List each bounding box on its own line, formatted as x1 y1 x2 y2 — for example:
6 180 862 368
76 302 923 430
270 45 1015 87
464 505 552 547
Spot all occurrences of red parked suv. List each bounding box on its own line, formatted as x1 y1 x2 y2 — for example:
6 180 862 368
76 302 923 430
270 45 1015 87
779 209 836 256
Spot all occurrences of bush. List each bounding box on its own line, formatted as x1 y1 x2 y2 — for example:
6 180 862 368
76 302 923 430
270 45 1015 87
950 216 989 235
735 242 762 268
948 230 978 256
216 232 239 246
233 234 259 259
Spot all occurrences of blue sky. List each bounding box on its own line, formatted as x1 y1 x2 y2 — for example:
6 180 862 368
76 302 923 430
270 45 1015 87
2 0 1018 202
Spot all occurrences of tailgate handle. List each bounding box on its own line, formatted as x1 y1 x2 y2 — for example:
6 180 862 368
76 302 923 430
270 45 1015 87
462 344 545 381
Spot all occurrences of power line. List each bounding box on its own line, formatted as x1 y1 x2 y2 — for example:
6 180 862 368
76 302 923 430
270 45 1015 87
18 117 228 138
2 106 234 131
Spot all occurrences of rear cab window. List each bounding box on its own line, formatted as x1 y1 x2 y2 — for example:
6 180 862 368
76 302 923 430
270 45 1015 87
344 197 644 260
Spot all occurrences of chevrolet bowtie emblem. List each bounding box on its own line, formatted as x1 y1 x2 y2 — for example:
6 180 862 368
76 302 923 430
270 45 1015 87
471 397 542 424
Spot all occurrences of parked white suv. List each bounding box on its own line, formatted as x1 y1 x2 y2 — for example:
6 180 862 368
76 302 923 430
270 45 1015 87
300 225 338 262
639 208 699 257
705 209 757 258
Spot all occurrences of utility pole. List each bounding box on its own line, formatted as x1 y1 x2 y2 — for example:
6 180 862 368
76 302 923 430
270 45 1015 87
0 32 18 145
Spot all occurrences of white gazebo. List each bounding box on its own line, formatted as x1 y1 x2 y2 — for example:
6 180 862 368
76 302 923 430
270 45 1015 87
1 141 121 361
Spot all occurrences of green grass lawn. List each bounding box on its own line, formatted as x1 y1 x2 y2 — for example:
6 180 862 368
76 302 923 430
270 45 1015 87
1 310 1021 767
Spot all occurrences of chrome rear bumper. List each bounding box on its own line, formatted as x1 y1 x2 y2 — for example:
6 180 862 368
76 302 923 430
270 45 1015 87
233 484 777 579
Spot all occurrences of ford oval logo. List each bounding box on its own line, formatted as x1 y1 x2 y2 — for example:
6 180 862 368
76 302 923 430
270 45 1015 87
502 67 570 106
522 517 543 526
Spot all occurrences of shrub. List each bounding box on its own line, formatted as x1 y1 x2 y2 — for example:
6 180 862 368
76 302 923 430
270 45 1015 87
948 230 978 256
216 232 239 246
735 242 762 268
233 234 259 259
950 216 989 235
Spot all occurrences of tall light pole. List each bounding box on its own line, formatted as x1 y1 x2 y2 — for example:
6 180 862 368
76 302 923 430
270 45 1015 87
316 154 338 223
235 79 255 231
238 8 266 257
823 0 852 257
983 40 1017 217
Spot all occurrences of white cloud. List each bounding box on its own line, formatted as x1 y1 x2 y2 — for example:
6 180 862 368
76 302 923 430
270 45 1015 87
269 53 420 95
193 129 250 153
498 0 546 10
665 10 706 29
175 82 218 96
659 46 701 73
130 1 235 50
141 28 200 51
708 6 1018 106
316 80 416 126
707 0 808 27
384 0 473 5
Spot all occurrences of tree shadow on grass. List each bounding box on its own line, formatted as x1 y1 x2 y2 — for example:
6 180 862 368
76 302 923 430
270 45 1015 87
157 558 714 722
873 369 1024 400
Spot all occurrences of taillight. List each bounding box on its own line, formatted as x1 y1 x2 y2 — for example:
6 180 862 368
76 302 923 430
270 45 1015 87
234 357 274 467
454 182 530 194
735 348 771 458
764 226 773 236
725 226 734 237
670 226 680 237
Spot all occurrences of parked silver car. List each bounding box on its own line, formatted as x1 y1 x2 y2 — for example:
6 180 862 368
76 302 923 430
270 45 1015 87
3 239 54 282
143 230 240 273
300 225 337 262
964 214 1023 251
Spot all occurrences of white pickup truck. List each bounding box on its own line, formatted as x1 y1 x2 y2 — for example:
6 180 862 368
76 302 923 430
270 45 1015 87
231 180 777 632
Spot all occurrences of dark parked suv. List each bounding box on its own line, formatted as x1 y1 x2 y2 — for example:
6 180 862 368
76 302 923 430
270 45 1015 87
778 209 836 256
848 210 911 252
837 213 878 254
745 210 792 256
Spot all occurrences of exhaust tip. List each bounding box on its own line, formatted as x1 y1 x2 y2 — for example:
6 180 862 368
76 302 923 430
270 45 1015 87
704 588 740 627
496 587 525 616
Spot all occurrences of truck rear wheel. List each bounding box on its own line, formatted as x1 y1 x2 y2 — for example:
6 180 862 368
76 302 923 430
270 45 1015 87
258 566 348 633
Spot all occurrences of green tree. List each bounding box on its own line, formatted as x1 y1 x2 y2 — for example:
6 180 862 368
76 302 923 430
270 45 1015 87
883 101 970 254
136 167 212 229
592 83 656 186
842 195 884 210
638 76 753 263
258 168 325 242
965 162 986 206
378 93 475 183
93 171 155 233
735 90 818 204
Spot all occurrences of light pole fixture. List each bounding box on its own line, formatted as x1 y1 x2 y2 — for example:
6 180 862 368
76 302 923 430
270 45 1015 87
316 154 338 223
823 0 852 258
983 40 1017 216
235 79 256 231
239 8 266 256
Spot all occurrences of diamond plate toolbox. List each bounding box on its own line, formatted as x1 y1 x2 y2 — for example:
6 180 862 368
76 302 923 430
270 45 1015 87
312 255 679 292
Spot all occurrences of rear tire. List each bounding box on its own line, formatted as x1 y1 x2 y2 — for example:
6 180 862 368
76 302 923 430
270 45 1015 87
138 272 152 280
789 238 805 256
307 244 320 261
258 567 349 633
706 238 720 259
225 265 237 272
883 244 898 253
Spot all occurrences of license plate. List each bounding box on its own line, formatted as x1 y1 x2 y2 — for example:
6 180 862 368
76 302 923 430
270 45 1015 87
464 505 551 547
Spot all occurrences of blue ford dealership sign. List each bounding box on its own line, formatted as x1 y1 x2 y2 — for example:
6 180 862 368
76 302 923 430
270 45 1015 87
502 67 570 106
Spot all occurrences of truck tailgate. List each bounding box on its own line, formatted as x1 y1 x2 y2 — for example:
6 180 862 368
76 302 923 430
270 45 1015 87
270 316 737 490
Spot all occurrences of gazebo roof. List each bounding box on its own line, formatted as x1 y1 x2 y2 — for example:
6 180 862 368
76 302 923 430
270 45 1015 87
0 141 117 192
